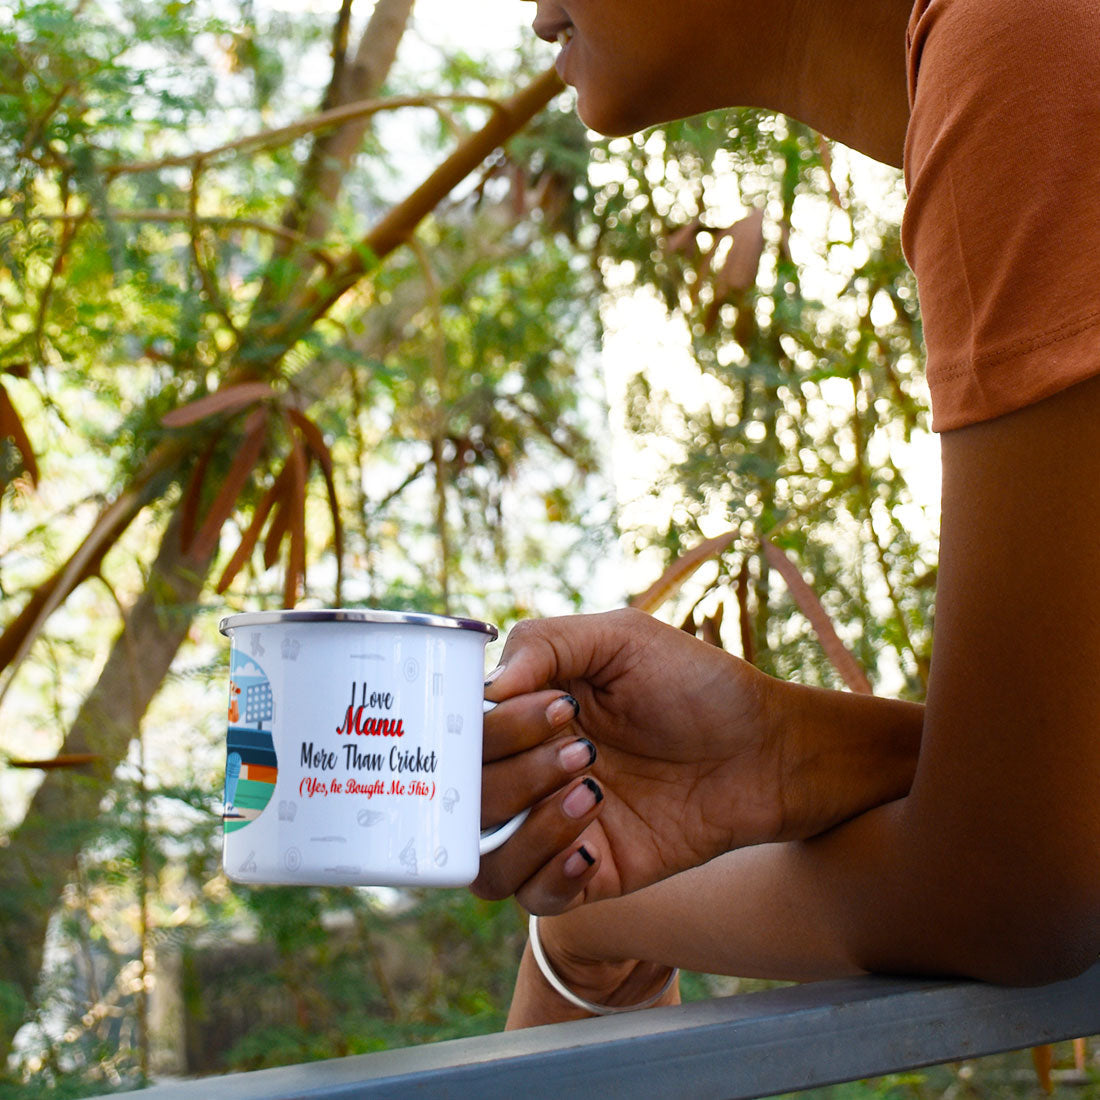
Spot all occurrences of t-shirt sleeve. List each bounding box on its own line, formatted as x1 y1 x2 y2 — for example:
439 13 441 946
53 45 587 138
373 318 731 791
902 0 1100 431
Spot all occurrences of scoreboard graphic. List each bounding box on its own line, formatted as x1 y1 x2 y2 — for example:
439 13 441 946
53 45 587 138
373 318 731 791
223 652 277 833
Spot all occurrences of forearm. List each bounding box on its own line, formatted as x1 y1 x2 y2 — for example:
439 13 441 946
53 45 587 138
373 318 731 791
508 683 1091 1027
529 845 865 989
510 810 956 1031
507 843 862 1029
762 677 923 841
520 777 1096 1028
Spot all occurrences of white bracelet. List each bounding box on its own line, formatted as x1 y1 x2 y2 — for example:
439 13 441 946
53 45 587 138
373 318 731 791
528 914 679 1016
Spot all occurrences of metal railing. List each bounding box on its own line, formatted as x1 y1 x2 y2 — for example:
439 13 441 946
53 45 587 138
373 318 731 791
116 963 1100 1099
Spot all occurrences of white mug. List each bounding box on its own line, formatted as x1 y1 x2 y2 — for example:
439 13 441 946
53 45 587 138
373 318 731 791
218 608 527 887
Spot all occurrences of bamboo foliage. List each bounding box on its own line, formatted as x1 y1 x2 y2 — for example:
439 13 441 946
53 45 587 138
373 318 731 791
0 60 564 689
0 1 577 1072
602 113 933 693
0 19 567 629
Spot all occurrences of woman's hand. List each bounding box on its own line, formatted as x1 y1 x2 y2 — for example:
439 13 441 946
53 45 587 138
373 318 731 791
476 608 779 913
506 906 681 1029
476 607 922 915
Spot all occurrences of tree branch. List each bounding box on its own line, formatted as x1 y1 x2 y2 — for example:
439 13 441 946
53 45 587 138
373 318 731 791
251 66 564 359
273 0 417 254
188 167 241 338
101 93 506 177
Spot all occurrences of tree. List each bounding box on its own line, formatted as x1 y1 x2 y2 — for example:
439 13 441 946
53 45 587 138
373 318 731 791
596 113 934 695
0 0 590 1074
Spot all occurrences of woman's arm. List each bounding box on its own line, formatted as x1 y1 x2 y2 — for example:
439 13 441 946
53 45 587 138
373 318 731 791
808 368 1100 984
506 372 1100 1028
505 846 858 1030
477 609 924 914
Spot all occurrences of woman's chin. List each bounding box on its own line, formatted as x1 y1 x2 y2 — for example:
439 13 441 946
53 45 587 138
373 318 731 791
574 94 652 138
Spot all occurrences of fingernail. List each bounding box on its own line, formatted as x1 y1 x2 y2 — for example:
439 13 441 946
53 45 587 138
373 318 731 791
484 662 506 686
558 738 596 773
545 694 580 728
563 845 596 878
562 777 603 819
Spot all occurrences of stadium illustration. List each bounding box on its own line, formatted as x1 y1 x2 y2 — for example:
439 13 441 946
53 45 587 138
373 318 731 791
223 651 277 833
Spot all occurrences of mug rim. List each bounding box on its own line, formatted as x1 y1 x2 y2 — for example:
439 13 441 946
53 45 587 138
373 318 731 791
218 607 498 640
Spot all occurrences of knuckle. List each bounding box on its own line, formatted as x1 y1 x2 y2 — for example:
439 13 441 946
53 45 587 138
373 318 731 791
470 863 512 903
504 618 542 646
615 605 651 629
515 884 569 917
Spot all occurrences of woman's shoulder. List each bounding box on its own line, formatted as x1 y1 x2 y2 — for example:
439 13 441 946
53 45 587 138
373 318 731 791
902 0 1100 432
907 0 1099 86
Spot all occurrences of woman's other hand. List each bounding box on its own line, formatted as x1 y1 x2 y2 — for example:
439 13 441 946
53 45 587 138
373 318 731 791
476 607 922 915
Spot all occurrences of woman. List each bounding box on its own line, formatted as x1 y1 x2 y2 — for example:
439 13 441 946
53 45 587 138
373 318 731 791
480 0 1100 1026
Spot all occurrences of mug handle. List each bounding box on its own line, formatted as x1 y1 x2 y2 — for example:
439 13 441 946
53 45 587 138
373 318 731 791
479 700 531 854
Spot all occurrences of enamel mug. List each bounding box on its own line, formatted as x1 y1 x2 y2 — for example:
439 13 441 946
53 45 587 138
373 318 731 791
218 609 526 887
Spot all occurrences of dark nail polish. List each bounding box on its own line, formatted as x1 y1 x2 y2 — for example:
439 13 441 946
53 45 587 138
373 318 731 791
546 694 581 730
563 846 595 878
563 777 601 819
558 737 597 773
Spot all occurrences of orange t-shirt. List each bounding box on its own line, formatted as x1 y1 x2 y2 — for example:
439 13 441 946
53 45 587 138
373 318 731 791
902 0 1100 431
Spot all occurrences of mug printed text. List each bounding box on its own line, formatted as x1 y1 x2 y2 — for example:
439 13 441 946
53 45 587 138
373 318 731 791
298 776 436 800
295 679 444 804
336 681 404 737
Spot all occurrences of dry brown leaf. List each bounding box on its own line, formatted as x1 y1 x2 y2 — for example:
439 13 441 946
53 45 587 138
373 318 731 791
701 207 766 333
320 456 343 576
713 207 765 300
762 538 873 695
816 134 846 211
284 438 308 608
664 219 702 256
263 507 290 570
9 753 99 770
1031 1045 1054 1094
288 410 344 598
286 409 332 474
630 530 738 614
0 381 39 486
160 381 275 428
215 461 293 594
700 604 725 648
263 467 295 570
179 438 218 552
191 408 270 560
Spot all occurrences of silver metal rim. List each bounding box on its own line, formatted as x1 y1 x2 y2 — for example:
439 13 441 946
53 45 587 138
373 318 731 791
218 608 498 639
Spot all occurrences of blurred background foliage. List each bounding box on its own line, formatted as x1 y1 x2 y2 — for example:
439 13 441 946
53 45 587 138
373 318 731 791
1 0 1066 1097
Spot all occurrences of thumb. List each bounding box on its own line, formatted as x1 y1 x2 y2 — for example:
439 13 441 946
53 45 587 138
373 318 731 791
485 609 645 701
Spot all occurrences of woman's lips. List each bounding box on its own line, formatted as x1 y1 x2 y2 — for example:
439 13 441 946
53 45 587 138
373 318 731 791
554 25 575 79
